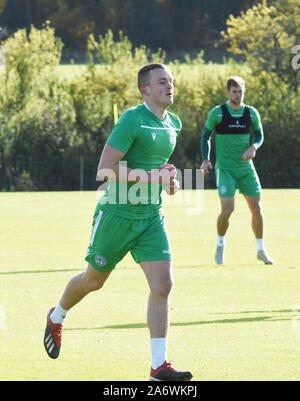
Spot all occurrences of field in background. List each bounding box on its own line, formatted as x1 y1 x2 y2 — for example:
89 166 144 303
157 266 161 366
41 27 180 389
0 189 300 381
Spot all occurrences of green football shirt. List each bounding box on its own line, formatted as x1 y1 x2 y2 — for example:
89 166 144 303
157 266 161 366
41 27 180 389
205 101 262 169
99 103 181 219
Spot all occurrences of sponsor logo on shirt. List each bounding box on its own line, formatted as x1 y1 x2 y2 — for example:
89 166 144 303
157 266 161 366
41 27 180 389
228 120 247 129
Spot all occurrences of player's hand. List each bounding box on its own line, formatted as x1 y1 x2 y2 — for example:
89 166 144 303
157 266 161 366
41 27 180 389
159 163 177 176
200 160 212 174
163 178 180 195
158 163 179 194
242 146 256 162
158 163 177 185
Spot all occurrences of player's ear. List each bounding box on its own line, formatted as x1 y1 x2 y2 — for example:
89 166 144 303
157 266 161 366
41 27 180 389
140 86 150 95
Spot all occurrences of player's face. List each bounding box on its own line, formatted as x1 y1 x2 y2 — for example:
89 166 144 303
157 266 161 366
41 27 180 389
148 68 174 106
228 85 245 106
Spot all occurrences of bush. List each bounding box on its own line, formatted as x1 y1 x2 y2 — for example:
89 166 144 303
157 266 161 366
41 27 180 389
0 26 299 190
0 23 77 190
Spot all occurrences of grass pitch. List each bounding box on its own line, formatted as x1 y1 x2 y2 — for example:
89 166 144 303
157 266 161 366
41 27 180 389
0 189 300 381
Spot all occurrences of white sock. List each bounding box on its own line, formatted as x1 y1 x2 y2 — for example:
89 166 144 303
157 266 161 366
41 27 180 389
217 235 226 247
256 238 265 252
50 302 68 325
151 338 167 369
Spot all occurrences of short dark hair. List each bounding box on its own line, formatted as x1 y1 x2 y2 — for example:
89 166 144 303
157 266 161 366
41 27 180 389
227 76 245 90
137 63 166 90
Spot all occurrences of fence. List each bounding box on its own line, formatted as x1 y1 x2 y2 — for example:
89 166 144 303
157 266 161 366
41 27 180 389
1 154 299 192
0 156 100 191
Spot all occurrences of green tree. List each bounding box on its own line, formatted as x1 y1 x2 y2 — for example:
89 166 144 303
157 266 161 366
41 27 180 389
222 0 300 91
0 23 77 190
0 0 5 13
0 0 265 58
3 22 63 107
71 29 166 154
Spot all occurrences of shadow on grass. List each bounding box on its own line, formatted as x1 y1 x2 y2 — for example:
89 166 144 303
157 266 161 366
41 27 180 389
214 309 293 315
0 268 83 275
0 263 281 275
65 313 293 331
0 266 141 275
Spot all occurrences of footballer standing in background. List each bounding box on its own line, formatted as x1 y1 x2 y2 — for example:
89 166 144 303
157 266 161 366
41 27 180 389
43 63 193 381
200 76 274 266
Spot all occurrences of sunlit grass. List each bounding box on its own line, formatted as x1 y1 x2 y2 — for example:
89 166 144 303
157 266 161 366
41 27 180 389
0 189 299 380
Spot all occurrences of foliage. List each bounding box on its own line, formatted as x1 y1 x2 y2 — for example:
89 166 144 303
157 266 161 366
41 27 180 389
0 0 261 59
0 24 76 190
0 25 299 191
70 30 165 153
222 0 300 92
0 0 5 13
2 22 62 108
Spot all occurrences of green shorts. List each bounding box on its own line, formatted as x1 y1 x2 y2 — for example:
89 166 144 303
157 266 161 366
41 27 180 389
85 204 172 272
216 167 261 198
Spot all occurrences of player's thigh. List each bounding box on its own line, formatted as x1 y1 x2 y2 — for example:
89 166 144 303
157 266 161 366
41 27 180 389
131 214 173 294
238 168 261 197
243 195 262 214
216 168 236 198
140 260 173 296
219 196 235 215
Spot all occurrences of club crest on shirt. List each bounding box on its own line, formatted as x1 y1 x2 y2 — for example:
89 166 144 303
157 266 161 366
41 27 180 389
169 129 176 145
220 186 227 195
95 254 107 267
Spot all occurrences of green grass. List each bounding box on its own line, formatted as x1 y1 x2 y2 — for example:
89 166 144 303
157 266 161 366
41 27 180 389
0 189 300 381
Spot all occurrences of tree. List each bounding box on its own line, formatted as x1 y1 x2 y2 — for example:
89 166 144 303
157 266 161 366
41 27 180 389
0 0 5 13
0 0 267 59
222 0 300 92
3 22 63 107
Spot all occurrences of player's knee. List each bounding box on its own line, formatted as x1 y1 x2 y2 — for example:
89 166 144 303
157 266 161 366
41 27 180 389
221 207 234 218
83 271 106 292
83 264 111 292
151 279 173 298
87 278 105 292
250 203 262 216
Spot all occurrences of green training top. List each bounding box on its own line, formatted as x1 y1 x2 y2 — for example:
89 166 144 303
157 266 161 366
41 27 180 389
99 103 181 219
204 101 263 169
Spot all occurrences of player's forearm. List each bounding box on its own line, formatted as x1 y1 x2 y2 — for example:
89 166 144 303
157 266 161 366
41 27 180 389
201 127 212 161
252 128 264 150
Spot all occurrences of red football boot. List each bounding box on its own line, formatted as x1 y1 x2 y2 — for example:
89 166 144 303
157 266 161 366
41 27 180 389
150 361 193 381
43 307 62 359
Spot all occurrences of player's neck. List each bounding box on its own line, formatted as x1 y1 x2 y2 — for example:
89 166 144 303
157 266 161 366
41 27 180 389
228 100 243 110
144 101 167 120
